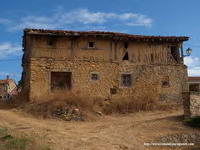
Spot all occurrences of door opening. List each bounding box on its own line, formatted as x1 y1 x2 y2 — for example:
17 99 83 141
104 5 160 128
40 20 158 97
51 72 72 91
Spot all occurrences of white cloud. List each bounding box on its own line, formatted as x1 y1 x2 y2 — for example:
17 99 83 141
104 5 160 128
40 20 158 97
4 8 153 31
187 67 200 76
184 56 200 67
10 16 58 31
0 18 11 24
0 42 22 59
184 56 200 76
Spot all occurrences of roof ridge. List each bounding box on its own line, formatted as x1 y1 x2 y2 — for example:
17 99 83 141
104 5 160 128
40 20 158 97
24 28 189 41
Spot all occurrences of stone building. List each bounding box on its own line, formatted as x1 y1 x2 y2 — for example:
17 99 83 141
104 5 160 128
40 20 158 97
0 76 17 100
21 29 189 102
182 77 200 118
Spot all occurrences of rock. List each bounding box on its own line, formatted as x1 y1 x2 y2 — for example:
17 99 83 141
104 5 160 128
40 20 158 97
96 111 102 115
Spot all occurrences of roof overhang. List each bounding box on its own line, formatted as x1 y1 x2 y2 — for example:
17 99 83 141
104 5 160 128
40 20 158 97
24 29 189 43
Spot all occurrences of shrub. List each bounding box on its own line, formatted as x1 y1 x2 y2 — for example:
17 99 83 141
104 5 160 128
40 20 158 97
185 116 200 128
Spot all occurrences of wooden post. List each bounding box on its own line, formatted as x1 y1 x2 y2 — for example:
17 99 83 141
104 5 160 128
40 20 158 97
114 41 118 61
110 41 113 61
181 43 184 63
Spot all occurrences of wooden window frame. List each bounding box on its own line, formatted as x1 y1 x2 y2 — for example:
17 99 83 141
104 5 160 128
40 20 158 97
120 73 132 88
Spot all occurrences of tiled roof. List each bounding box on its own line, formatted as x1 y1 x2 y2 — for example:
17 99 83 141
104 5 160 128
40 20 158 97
0 79 13 84
24 29 189 42
188 77 200 81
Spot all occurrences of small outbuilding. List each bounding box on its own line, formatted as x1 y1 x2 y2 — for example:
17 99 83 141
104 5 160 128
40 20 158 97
0 76 17 100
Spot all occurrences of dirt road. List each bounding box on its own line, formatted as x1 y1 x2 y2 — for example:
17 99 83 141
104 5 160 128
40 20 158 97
0 109 198 150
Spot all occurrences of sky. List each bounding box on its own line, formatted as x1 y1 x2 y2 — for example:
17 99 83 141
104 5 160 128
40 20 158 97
0 0 200 82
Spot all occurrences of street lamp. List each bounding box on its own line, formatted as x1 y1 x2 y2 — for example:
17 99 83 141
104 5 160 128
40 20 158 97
183 47 192 57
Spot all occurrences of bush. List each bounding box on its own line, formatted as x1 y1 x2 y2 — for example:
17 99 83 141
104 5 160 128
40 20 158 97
185 116 200 128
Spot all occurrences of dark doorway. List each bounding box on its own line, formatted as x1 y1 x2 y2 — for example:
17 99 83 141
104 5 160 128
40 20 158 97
51 72 72 91
189 84 200 92
122 51 129 60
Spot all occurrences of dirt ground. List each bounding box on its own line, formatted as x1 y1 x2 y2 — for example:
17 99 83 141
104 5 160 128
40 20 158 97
0 108 198 150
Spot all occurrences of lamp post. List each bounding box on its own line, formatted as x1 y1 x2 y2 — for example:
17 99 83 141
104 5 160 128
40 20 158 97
183 47 192 57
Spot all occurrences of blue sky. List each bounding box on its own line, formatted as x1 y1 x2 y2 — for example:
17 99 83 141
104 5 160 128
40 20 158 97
0 0 200 82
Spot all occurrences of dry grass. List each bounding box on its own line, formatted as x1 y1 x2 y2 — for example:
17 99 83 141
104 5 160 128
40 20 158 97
103 96 156 114
102 96 177 114
19 91 103 120
8 91 177 120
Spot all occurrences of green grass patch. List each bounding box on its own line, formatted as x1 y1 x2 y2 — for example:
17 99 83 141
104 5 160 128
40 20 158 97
1 137 29 150
0 127 52 150
185 116 200 128
0 128 7 136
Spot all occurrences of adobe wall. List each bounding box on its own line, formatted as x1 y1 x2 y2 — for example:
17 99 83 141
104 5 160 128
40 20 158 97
27 58 187 102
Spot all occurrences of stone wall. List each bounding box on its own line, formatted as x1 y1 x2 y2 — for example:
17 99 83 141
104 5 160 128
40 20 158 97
183 92 200 118
25 57 187 102
190 93 200 117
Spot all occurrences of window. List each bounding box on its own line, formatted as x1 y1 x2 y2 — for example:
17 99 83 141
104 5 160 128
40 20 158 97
150 54 154 63
110 88 117 94
162 76 170 87
88 42 95 48
124 42 129 49
51 72 72 91
91 73 99 81
121 74 132 87
47 37 55 46
122 51 129 60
